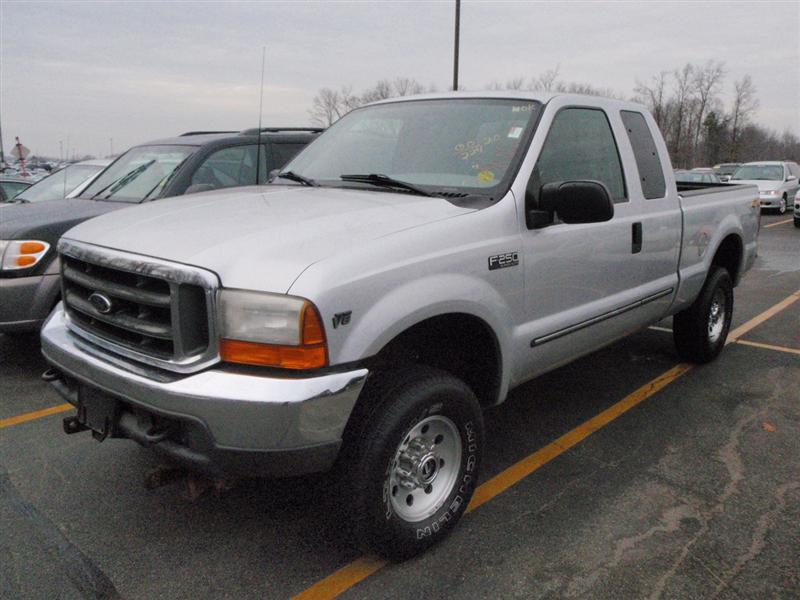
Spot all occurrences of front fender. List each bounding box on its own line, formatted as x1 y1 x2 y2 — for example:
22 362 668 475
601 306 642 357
337 272 515 402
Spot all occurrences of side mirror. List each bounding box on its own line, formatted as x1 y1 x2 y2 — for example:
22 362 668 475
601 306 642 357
184 183 216 195
268 169 281 182
527 181 614 228
786 176 797 182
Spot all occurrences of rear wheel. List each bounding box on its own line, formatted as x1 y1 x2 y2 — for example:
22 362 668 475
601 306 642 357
673 267 733 363
344 367 483 560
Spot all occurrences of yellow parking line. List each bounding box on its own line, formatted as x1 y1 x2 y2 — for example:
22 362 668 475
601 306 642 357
0 403 72 429
735 339 800 356
291 288 800 600
763 218 793 228
728 289 800 341
466 363 692 512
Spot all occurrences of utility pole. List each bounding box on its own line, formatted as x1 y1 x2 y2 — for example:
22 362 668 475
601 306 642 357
109 137 113 157
452 0 461 91
59 140 63 161
0 115 5 168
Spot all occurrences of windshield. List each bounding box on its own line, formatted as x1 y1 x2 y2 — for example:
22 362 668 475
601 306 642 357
283 98 542 195
675 171 707 183
13 164 103 203
80 145 195 202
731 165 784 181
717 164 739 176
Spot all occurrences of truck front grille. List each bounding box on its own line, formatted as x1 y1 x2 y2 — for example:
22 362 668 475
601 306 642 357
59 242 218 371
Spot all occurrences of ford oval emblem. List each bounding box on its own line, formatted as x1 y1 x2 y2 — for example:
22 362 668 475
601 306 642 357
88 292 113 314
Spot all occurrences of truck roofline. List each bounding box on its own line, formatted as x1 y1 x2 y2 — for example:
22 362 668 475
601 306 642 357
365 90 650 114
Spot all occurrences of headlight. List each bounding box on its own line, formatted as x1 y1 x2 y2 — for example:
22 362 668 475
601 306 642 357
762 190 778 196
217 289 327 369
0 240 51 271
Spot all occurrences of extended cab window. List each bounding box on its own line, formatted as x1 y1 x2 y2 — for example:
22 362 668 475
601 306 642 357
620 111 666 199
192 145 262 190
530 108 627 203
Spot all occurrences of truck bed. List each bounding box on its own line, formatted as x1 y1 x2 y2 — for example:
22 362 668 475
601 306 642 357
672 181 760 314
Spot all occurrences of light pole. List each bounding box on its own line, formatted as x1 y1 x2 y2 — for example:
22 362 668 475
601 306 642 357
109 137 113 157
452 0 461 91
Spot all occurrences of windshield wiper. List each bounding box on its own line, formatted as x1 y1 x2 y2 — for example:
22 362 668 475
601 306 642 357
91 160 155 199
339 173 433 197
276 170 317 187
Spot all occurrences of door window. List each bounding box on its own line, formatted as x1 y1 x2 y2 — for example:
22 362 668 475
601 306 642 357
530 108 627 204
271 143 308 170
191 145 260 190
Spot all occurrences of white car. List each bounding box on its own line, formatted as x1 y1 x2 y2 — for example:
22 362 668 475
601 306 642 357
8 159 111 204
729 161 800 214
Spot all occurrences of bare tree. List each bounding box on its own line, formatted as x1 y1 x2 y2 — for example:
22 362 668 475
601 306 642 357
532 65 560 92
393 77 424 97
309 88 343 127
670 63 695 167
634 71 670 133
690 61 725 162
730 75 759 160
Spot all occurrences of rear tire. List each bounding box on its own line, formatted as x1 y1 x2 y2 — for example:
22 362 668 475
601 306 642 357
673 267 733 363
344 367 483 560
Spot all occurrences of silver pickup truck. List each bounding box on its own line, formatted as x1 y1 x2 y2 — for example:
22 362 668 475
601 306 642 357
41 92 759 559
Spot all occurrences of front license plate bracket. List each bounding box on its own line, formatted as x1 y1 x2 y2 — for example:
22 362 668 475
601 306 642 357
77 386 119 441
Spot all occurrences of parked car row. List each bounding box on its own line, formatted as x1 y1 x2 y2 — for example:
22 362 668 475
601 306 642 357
0 127 320 333
679 161 800 214
2 92 762 559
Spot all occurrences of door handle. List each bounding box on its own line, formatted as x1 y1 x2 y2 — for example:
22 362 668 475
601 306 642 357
632 222 643 254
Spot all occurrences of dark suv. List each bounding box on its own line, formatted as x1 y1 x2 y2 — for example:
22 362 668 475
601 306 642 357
0 128 321 333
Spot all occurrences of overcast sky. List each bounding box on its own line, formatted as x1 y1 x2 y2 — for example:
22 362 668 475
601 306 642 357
2 1 798 159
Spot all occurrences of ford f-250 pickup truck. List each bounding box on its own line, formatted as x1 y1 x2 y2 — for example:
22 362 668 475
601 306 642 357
41 92 759 559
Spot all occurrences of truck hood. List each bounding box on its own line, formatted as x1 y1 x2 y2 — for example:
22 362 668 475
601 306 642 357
63 185 476 292
0 198 126 240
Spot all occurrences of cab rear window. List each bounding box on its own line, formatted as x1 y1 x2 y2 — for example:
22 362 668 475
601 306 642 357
620 111 666 199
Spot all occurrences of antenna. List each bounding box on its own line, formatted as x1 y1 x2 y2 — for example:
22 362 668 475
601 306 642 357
254 46 266 186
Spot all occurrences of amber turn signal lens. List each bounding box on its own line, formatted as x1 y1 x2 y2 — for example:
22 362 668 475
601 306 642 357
20 241 46 254
301 303 326 346
220 339 328 370
16 255 37 267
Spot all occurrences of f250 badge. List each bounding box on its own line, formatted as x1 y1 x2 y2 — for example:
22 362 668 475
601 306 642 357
488 252 519 270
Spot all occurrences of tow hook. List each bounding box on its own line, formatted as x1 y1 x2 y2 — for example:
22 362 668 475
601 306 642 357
62 415 89 435
41 367 62 382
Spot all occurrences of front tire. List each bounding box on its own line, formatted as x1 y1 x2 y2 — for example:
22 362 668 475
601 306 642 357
673 267 733 363
777 196 787 214
344 367 483 560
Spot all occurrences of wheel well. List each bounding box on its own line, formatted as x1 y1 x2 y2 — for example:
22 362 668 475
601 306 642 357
711 234 743 284
369 313 502 408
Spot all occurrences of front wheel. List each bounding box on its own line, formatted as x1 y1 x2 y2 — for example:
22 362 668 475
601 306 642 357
344 367 484 560
777 196 787 214
673 267 733 363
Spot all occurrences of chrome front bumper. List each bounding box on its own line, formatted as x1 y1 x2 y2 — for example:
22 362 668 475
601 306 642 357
41 306 369 476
